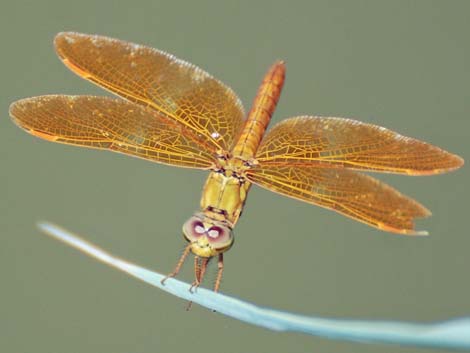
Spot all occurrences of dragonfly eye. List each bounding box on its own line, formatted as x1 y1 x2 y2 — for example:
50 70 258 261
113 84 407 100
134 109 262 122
183 217 207 242
193 222 206 234
206 225 233 252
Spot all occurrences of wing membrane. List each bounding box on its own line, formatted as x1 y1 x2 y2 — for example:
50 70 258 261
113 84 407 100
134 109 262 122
54 32 245 151
247 164 431 235
10 95 216 169
256 116 463 175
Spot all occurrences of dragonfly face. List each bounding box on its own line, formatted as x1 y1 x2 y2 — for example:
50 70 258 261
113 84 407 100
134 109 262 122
10 32 463 295
182 213 234 258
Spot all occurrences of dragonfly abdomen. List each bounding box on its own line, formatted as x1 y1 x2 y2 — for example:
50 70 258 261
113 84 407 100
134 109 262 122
231 61 285 160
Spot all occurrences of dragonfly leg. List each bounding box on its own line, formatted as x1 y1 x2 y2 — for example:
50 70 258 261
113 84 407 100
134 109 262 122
161 243 192 285
186 257 211 310
214 253 224 293
189 256 201 293
189 257 210 293
194 256 201 281
199 258 209 281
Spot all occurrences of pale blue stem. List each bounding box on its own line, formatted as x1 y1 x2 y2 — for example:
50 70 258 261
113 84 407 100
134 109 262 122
37 222 470 351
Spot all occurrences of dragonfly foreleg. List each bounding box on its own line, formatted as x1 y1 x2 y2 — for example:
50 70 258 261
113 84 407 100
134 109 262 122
214 253 224 292
161 243 192 285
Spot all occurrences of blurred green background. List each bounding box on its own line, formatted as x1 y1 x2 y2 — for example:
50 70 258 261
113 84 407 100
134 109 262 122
1 1 468 352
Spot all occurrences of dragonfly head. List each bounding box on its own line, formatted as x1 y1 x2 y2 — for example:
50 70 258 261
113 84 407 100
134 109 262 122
182 214 234 258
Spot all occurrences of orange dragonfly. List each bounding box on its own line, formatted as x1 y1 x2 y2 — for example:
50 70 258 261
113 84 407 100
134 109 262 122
10 32 463 292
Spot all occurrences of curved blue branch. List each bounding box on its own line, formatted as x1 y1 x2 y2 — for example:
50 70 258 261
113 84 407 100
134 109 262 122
38 222 470 351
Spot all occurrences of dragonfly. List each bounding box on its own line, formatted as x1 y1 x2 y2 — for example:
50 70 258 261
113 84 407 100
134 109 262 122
10 32 464 293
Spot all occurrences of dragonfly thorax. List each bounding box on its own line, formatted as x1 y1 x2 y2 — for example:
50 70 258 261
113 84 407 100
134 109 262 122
199 166 252 226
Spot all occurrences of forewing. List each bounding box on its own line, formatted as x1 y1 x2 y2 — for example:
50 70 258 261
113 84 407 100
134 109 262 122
54 32 245 151
10 95 216 169
256 116 463 175
247 164 431 235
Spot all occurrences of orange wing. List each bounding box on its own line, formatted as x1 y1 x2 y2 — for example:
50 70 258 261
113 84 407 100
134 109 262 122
10 95 217 169
255 116 463 175
54 32 245 152
247 164 430 235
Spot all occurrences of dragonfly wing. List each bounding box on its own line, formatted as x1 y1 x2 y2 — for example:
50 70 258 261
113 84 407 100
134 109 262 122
54 32 245 152
247 164 431 235
256 116 463 175
10 95 216 169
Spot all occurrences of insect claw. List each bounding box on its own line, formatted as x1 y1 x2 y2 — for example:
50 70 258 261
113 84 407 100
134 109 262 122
160 272 178 285
189 280 200 293
160 274 174 285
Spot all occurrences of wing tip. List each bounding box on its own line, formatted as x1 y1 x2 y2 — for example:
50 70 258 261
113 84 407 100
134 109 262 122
54 31 87 44
9 96 67 141
9 99 20 115
9 98 30 127
378 223 430 237
53 33 94 78
451 154 465 170
378 225 429 237
55 31 78 48
54 32 100 60
409 229 430 237
406 153 464 176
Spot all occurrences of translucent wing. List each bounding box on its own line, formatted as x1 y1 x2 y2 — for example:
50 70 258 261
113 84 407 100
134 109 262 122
256 116 463 175
10 95 217 169
54 32 245 152
247 164 431 235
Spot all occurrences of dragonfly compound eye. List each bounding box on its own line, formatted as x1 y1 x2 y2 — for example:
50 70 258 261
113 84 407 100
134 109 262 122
183 216 206 242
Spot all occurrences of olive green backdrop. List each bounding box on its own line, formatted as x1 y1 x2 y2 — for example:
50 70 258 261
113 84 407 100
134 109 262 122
1 1 468 353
